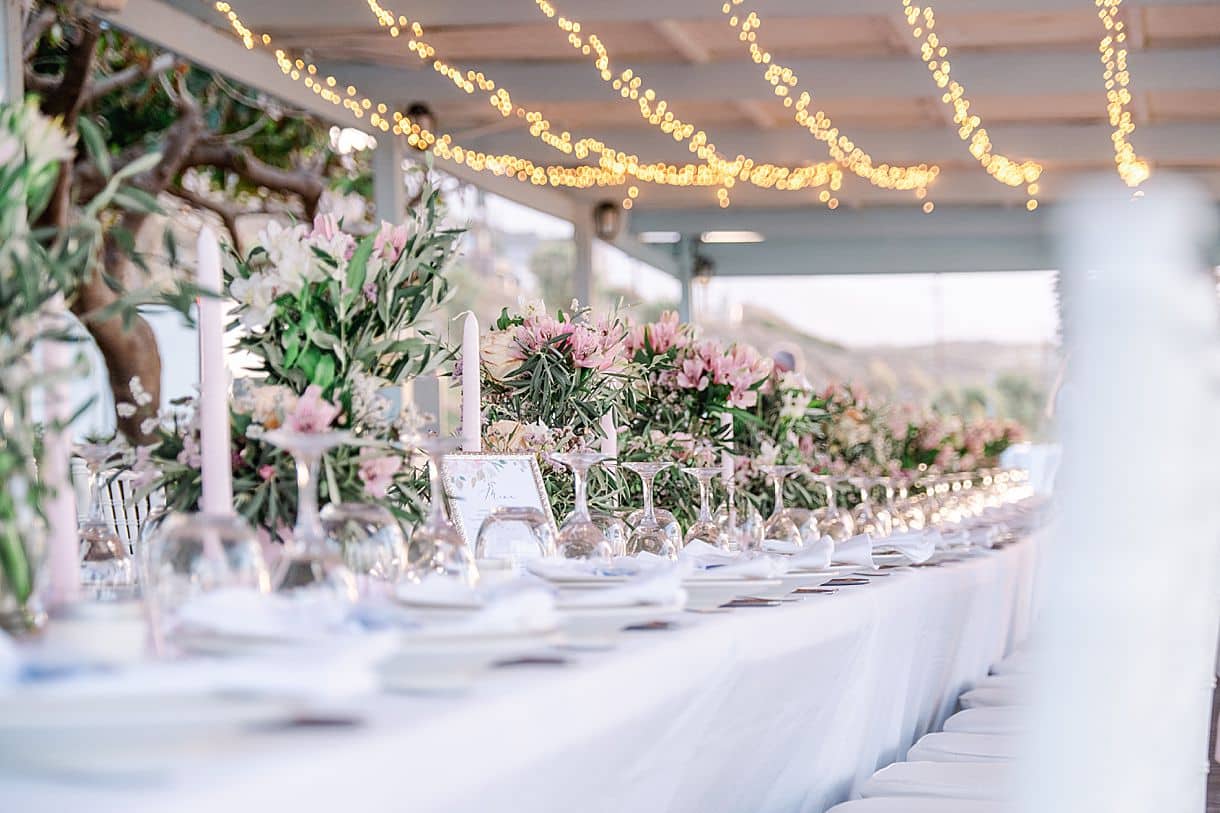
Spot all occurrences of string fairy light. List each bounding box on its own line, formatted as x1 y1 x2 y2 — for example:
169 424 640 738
894 0 1042 208
362 0 843 204
1095 0 1151 187
212 1 845 207
718 0 937 196
529 0 940 201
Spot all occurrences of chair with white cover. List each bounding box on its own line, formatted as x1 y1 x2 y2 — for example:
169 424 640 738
70 460 164 555
969 673 1025 692
827 799 1011 813
907 732 1018 764
943 707 1027 736
959 685 1026 709
859 761 1015 801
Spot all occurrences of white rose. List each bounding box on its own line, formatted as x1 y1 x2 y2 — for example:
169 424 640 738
480 331 520 380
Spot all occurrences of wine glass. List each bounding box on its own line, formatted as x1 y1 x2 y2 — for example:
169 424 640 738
715 496 764 547
263 429 359 600
849 476 890 538
877 477 906 534
720 469 761 557
590 510 629 558
320 502 407 593
621 462 677 558
74 440 135 600
682 467 725 548
475 506 555 566
142 511 271 653
894 475 927 532
404 435 478 586
549 451 613 560
809 474 854 542
760 464 804 546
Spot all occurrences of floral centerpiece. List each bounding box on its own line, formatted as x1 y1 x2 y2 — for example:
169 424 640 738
139 181 461 533
479 301 633 517
619 312 772 524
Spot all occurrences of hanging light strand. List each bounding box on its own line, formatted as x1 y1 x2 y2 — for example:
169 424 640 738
362 0 842 202
720 0 938 195
1096 0 1151 187
897 0 1042 207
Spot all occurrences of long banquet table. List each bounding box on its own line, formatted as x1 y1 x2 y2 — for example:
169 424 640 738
4 536 1041 813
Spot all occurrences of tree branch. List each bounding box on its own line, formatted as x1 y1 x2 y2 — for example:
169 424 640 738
40 17 100 121
187 140 325 219
84 53 180 105
167 184 245 254
23 7 57 60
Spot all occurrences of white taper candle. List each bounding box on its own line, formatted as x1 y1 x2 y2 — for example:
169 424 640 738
599 411 618 459
41 300 78 606
196 227 233 515
461 312 481 452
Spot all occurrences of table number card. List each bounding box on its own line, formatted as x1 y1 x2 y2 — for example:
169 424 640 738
440 454 558 546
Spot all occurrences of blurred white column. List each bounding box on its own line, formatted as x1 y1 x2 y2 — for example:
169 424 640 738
573 211 594 307
1019 177 1220 811
1 0 21 104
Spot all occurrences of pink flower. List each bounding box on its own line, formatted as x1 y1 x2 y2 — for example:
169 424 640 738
373 220 410 263
287 385 340 433
357 454 402 498
258 464 276 481
677 356 709 390
311 213 339 242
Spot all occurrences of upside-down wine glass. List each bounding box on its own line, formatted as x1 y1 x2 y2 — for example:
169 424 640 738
877 477 906 535
849 476 889 538
682 466 725 549
404 435 478 586
809 474 855 542
263 428 359 600
74 440 136 600
621 462 677 559
760 464 804 546
549 451 613 560
721 468 760 557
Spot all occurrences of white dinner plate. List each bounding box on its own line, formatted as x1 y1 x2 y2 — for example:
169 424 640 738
682 578 783 610
380 627 561 693
556 602 685 649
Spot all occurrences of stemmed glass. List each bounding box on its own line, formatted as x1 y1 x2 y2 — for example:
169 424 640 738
621 462 677 558
404 435 478 586
682 467 725 549
760 464 804 546
877 477 906 534
720 468 760 556
849 476 889 538
74 440 135 599
263 429 359 599
549 451 613 560
809 474 854 542
894 475 926 532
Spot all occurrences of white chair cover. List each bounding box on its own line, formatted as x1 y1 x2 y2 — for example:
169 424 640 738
860 761 1015 801
989 650 1033 677
943 707 1027 736
969 673 1026 692
907 732 1018 764
827 799 1011 813
959 685 1026 709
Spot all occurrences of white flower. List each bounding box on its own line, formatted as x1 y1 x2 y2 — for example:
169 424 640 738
139 417 160 436
480 330 519 380
0 134 19 167
128 376 153 406
758 440 780 466
229 272 279 331
257 220 320 294
245 423 265 440
779 391 805 421
21 106 76 167
116 402 137 418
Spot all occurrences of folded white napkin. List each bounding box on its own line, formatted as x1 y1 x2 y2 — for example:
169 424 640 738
792 534 834 570
687 554 788 580
873 530 936 564
969 525 1003 548
832 533 876 569
938 529 972 549
174 587 354 642
557 570 686 609
526 556 655 582
763 535 834 571
396 575 484 608
679 539 741 567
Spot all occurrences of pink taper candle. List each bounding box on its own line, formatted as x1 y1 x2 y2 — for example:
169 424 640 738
196 227 233 515
460 312 481 452
42 301 79 606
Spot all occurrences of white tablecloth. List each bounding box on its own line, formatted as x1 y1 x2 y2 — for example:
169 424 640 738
2 538 1040 813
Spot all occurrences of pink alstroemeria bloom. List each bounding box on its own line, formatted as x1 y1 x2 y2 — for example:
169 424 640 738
311 213 340 242
287 385 340 433
373 220 410 263
677 356 709 391
358 455 402 498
